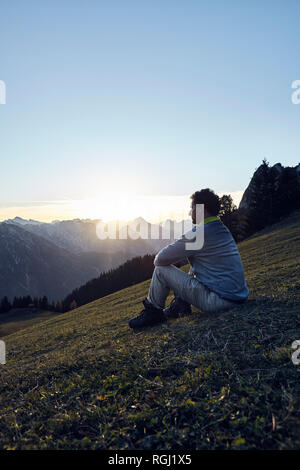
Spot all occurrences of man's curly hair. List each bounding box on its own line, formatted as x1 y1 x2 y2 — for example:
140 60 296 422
190 188 220 216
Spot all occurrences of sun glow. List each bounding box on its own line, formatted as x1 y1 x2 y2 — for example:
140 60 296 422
0 189 243 224
70 194 191 223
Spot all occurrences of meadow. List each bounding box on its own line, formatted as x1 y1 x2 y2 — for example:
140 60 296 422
0 211 299 449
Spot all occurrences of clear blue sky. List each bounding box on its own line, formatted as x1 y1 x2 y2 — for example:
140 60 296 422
0 0 300 220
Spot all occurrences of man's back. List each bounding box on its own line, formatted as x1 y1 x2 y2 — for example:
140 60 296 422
154 218 249 303
188 219 249 302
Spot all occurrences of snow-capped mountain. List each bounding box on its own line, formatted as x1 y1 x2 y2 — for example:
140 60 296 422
5 216 42 226
0 215 187 301
2 216 178 255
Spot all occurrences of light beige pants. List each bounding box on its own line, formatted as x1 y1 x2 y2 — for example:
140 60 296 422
147 265 238 313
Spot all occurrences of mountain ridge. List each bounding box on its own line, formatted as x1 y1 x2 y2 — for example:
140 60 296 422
0 223 125 301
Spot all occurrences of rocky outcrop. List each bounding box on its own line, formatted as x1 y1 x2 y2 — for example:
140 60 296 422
239 162 300 211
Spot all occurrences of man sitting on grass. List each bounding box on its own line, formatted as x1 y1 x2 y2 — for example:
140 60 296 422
129 188 249 329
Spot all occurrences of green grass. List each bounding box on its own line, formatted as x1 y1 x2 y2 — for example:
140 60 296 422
0 308 60 338
0 212 299 450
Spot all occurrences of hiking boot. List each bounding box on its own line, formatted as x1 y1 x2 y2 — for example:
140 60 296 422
129 299 166 329
163 296 192 319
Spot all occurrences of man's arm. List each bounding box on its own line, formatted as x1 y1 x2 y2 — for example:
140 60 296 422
154 229 197 267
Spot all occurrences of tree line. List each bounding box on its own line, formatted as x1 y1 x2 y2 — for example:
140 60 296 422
61 254 156 311
0 295 63 314
218 159 300 241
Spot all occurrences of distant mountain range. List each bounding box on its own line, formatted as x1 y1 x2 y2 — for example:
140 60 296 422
0 222 125 301
0 216 189 301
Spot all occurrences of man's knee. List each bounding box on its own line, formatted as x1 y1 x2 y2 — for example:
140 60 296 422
154 265 173 279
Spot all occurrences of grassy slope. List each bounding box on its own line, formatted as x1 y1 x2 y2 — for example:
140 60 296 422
0 309 60 338
0 212 299 450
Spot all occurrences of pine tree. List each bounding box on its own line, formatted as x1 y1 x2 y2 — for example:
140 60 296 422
219 194 238 239
247 159 273 233
40 296 49 310
0 296 11 314
69 300 77 310
55 301 63 313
